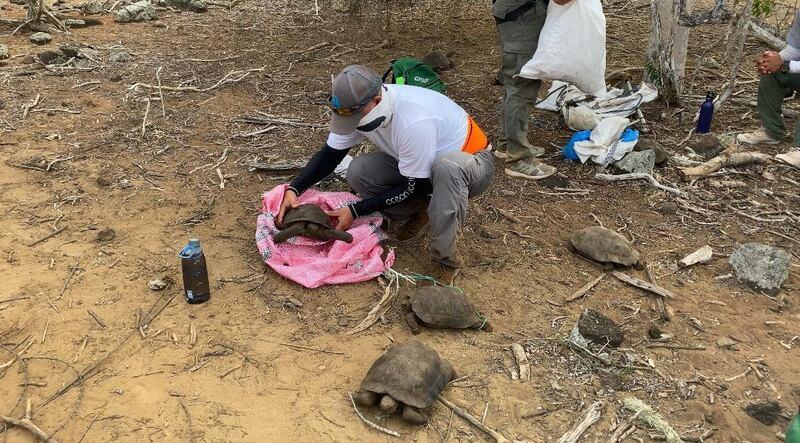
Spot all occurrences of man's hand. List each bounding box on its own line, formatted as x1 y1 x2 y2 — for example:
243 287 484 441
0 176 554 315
325 206 354 231
552 0 573 5
757 51 783 75
277 189 299 227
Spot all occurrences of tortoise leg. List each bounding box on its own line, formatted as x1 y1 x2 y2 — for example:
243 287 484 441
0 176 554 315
379 395 399 414
401 405 428 425
633 259 646 271
322 228 353 243
272 225 303 243
405 312 421 335
353 389 378 407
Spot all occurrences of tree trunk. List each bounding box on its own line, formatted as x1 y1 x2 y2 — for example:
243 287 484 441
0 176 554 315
646 0 692 105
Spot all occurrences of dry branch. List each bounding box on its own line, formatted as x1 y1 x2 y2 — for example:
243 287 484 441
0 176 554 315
437 395 510 443
348 393 400 437
557 401 604 443
680 151 772 180
595 173 684 195
565 273 605 302
610 271 677 299
747 21 785 51
348 285 396 335
0 416 58 443
510 343 530 381
130 66 267 93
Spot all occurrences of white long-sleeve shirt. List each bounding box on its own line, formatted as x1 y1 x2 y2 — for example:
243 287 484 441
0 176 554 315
779 46 800 73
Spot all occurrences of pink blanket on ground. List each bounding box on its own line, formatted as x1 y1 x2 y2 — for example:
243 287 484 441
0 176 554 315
256 184 394 288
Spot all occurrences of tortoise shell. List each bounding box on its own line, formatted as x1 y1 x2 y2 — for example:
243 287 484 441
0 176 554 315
359 340 456 409
570 226 639 266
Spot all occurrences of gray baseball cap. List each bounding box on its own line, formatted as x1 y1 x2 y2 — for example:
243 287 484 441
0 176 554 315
329 65 382 135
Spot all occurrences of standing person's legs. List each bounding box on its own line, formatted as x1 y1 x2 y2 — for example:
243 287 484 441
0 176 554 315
428 150 495 269
346 152 426 220
499 51 543 161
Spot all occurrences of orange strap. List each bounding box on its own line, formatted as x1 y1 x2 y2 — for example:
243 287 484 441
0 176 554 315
461 116 488 155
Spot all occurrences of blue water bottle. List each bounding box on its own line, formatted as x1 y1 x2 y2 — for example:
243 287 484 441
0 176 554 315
695 91 716 134
178 239 210 304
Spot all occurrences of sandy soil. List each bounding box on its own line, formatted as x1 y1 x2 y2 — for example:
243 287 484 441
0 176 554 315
1 0 799 441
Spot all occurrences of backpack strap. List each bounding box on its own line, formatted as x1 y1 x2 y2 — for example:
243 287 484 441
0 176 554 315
495 0 536 24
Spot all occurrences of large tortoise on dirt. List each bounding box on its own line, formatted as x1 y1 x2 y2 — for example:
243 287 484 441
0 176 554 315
353 340 456 425
402 286 491 334
568 226 641 269
273 204 353 244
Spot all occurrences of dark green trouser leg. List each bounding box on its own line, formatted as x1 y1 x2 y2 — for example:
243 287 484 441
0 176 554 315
758 71 800 144
499 51 540 162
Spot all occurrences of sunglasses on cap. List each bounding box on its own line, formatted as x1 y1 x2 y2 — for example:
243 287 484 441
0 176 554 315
328 94 375 116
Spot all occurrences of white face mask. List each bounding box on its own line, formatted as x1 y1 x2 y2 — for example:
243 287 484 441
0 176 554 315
357 86 394 132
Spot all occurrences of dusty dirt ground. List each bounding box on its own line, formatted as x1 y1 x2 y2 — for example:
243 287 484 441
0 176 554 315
1 0 799 441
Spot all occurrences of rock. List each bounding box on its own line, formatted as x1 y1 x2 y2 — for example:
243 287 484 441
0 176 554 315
689 134 723 159
148 279 168 291
96 227 116 242
656 202 678 215
615 150 656 175
745 400 781 425
716 337 737 349
634 139 668 164
109 51 131 63
29 32 53 45
10 0 25 4
577 309 624 348
37 50 65 65
96 175 113 187
679 245 713 268
59 45 80 58
159 0 207 11
109 73 123 82
152 21 167 28
115 0 158 22
64 19 87 28
83 0 104 13
479 228 502 240
21 55 36 64
729 243 790 295
284 297 303 309
0 45 9 60
337 317 349 327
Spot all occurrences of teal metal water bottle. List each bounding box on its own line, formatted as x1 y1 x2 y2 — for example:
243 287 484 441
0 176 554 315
178 239 210 304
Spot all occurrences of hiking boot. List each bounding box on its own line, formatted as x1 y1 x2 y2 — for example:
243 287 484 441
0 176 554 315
505 159 557 180
419 254 464 287
494 148 508 159
395 210 429 243
737 129 781 145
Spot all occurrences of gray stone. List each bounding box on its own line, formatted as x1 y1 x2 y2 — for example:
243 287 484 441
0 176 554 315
690 134 723 159
634 138 668 164
729 243 791 295
96 227 116 242
716 337 736 350
83 0 104 14
37 50 65 65
148 279 168 291
160 0 207 11
64 19 87 28
0 45 9 60
615 150 656 175
745 400 781 425
109 51 131 63
29 32 52 45
115 0 158 22
577 309 624 348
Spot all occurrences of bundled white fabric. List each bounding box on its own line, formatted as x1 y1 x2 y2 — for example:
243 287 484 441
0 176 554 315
537 81 659 130
573 116 636 165
518 0 607 96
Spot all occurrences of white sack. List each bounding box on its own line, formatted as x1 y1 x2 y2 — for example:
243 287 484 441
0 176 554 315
519 0 607 96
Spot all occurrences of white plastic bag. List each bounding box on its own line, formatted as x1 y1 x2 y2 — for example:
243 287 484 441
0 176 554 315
572 116 636 165
519 0 607 96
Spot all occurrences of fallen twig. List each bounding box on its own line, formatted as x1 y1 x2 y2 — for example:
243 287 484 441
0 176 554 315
349 284 396 335
279 342 344 355
622 397 682 443
680 151 772 180
595 173 684 195
130 66 267 93
565 273 605 302
27 226 66 247
348 393 400 438
557 401 604 443
0 416 58 443
87 310 106 328
437 395 510 443
610 271 677 299
646 343 706 350
510 343 530 381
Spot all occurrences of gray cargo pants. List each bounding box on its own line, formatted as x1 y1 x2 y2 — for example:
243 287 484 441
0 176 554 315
346 149 495 268
494 0 548 162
